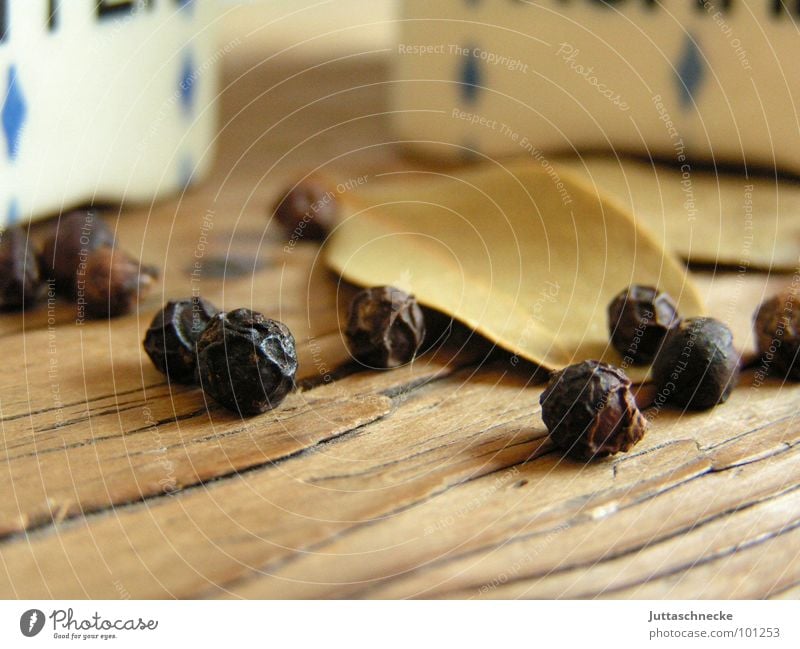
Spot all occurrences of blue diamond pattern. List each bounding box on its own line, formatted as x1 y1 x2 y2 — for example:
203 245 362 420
179 51 197 115
460 46 481 104
179 154 194 188
177 0 195 12
676 34 704 109
2 66 27 161
461 139 481 161
6 198 19 225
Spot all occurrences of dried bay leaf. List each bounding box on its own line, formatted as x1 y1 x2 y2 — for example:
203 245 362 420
556 156 800 271
324 161 704 378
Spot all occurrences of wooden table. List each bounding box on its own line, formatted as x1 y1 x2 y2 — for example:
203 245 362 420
1 52 799 600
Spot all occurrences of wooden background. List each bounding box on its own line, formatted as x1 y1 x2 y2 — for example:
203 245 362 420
1 45 799 600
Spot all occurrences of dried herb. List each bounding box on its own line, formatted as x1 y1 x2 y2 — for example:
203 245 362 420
558 156 800 271
325 161 703 379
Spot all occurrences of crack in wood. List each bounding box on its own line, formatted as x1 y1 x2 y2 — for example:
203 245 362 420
255 445 797 599
1 407 211 462
767 578 800 599
2 342 798 595
701 412 797 451
193 449 543 599
588 518 800 599
0 382 166 423
611 439 700 478
356 462 800 599
0 355 476 542
0 403 393 545
308 423 545 484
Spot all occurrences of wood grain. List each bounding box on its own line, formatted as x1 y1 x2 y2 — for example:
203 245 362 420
0 52 799 600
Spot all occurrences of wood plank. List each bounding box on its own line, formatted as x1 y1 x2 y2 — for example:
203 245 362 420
0 366 547 598
769 582 800 600
221 426 800 598
454 459 800 599
604 524 800 599
0 321 484 536
1 372 798 598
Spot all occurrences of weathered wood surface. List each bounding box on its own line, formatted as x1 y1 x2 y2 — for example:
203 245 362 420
1 53 799 599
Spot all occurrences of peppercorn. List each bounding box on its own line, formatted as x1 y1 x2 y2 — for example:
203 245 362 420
539 360 647 461
0 226 42 310
196 308 297 415
80 247 158 318
345 286 426 368
273 180 337 241
40 210 115 293
143 297 219 383
608 285 680 364
651 317 739 410
753 289 800 380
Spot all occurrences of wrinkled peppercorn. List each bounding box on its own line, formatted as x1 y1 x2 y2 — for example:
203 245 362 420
143 297 219 383
80 247 158 318
273 180 337 242
539 360 647 461
754 289 800 380
196 308 297 415
345 286 426 368
0 226 42 310
652 317 739 410
40 210 115 293
608 285 680 364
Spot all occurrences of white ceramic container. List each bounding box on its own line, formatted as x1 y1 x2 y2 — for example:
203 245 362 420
393 1 800 173
0 0 219 225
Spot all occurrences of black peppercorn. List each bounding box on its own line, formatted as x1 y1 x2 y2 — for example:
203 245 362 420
196 308 297 415
539 360 647 461
608 285 680 364
345 286 426 368
143 297 219 383
273 180 337 242
753 289 800 380
652 317 739 410
80 247 159 318
0 226 42 310
40 210 115 293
